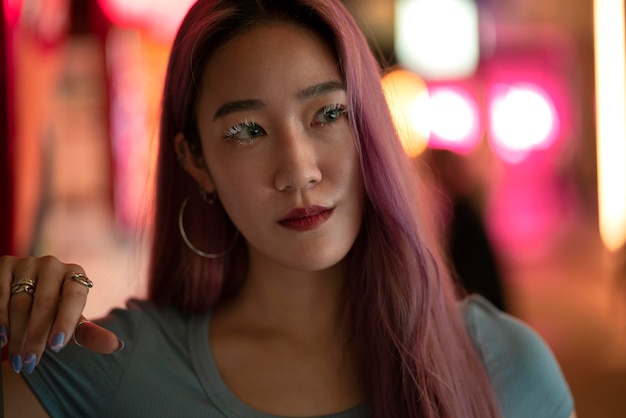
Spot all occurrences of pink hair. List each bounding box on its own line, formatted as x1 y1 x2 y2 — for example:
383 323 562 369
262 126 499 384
149 1 501 416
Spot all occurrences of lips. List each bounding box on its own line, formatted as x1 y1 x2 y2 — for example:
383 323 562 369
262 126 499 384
278 206 334 231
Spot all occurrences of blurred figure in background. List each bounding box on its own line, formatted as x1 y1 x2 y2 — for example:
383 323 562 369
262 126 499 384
426 148 507 311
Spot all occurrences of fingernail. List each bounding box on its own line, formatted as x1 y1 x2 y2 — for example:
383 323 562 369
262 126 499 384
51 332 65 352
0 325 7 349
10 354 22 374
23 353 37 374
115 338 125 352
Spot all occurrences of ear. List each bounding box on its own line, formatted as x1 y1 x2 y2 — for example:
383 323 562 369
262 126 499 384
174 133 216 193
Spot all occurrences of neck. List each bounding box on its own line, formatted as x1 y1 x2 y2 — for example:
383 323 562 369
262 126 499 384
208 252 364 416
216 253 348 341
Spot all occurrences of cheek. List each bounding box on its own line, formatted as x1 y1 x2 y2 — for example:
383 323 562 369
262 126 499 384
205 158 266 220
204 148 253 193
335 142 364 191
212 171 259 212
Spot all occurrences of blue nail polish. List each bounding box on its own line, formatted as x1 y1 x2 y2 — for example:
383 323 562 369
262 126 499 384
0 325 7 348
23 353 37 374
10 354 22 374
51 332 66 352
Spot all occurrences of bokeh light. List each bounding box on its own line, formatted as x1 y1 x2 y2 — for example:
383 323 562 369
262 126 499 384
381 68 430 157
594 0 626 251
395 0 479 80
98 0 195 41
428 86 480 153
488 82 560 163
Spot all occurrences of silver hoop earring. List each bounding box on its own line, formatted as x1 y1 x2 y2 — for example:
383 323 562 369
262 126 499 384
178 195 239 259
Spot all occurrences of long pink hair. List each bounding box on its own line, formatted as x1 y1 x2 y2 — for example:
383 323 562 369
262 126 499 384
149 0 501 416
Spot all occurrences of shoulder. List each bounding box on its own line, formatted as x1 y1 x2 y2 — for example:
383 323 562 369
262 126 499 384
461 295 574 418
94 299 191 345
461 295 550 366
23 300 208 416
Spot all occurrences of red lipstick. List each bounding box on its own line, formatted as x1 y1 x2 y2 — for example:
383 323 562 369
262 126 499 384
278 206 334 231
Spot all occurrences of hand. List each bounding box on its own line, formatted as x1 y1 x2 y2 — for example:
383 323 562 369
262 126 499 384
0 255 123 374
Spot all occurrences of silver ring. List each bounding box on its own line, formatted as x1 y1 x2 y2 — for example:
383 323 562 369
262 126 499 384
10 277 37 296
72 319 91 347
63 272 94 289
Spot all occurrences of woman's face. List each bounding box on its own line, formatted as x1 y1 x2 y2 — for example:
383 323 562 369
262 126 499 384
188 22 365 273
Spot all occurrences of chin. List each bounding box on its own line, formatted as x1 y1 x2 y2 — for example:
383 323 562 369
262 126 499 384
285 249 351 273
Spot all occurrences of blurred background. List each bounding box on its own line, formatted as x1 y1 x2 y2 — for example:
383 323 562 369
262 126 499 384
1 0 625 416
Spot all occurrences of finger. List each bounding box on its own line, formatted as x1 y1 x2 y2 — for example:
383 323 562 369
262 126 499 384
0 255 16 350
73 319 124 354
47 267 90 353
21 258 68 374
8 285 36 374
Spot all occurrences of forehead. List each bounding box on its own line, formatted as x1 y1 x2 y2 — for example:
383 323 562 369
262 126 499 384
198 22 342 105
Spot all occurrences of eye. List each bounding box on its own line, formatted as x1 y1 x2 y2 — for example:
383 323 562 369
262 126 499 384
313 103 348 126
223 119 266 144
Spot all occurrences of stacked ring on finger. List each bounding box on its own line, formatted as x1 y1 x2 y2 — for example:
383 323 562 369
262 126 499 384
63 272 94 289
10 277 37 296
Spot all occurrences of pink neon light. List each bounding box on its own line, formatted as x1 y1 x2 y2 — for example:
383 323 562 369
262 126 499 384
98 0 195 40
427 86 481 154
488 82 560 163
4 0 22 24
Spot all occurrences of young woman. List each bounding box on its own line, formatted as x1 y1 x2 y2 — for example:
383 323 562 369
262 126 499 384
1 1 575 417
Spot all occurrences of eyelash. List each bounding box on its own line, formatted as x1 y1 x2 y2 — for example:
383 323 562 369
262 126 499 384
222 103 348 144
223 119 263 144
315 103 348 126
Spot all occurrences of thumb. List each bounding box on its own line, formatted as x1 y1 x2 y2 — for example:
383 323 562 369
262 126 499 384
73 320 124 354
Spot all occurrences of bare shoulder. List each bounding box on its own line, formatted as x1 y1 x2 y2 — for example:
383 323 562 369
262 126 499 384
2 362 49 418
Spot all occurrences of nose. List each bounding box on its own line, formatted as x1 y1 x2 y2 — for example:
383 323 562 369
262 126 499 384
273 130 322 192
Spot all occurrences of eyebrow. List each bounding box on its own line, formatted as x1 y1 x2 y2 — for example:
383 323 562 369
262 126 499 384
213 99 264 120
212 80 345 120
296 80 345 99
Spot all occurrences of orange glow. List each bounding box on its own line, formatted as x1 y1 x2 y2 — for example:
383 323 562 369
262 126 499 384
594 0 626 252
381 69 429 158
